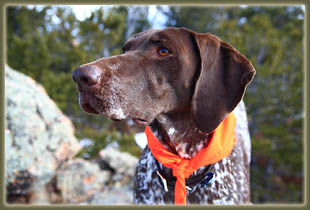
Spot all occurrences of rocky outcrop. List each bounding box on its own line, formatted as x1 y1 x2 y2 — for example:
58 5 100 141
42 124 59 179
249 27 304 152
5 65 81 203
5 65 139 205
99 147 138 187
45 158 111 204
47 148 138 205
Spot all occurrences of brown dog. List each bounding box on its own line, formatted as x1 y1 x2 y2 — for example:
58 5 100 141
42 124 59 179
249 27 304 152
73 27 255 204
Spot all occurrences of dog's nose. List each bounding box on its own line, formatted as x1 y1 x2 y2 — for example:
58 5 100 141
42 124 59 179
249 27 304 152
72 65 100 89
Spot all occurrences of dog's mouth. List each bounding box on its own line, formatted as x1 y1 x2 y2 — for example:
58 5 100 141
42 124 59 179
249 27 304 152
79 92 151 126
78 92 102 115
80 102 100 114
132 118 149 126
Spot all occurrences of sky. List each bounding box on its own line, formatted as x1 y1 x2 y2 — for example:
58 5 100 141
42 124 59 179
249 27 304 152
69 5 167 29
27 5 305 28
27 5 167 29
69 5 108 21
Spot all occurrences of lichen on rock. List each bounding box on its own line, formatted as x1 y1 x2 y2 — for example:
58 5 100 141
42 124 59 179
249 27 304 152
5 64 81 203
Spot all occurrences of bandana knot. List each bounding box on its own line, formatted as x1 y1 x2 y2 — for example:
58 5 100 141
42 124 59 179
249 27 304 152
172 160 190 177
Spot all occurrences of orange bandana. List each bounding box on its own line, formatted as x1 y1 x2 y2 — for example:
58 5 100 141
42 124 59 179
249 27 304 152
145 112 237 205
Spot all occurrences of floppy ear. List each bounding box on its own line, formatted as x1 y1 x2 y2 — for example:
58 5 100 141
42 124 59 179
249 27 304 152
191 32 256 133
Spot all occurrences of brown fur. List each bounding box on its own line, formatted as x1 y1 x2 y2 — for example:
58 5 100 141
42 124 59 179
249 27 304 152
72 27 255 204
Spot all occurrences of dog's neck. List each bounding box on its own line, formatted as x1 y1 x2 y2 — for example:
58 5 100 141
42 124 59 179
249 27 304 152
151 110 211 159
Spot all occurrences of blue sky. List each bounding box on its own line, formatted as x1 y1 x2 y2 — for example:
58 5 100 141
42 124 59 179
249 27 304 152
70 5 168 29
27 5 305 29
27 5 168 29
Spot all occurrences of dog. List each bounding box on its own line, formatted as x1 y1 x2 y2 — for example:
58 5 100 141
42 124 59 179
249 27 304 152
72 27 255 204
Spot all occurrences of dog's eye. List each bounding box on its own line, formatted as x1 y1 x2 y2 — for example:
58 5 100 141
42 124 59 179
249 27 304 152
158 48 169 56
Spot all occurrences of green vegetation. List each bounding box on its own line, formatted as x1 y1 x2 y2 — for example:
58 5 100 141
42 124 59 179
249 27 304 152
6 5 150 160
6 5 304 203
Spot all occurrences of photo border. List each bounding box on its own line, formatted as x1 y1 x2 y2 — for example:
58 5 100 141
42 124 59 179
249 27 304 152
0 0 308 209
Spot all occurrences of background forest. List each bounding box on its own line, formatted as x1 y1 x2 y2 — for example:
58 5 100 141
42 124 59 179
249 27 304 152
6 5 304 203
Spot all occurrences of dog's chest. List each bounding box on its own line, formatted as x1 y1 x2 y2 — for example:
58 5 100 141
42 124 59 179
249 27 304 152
133 102 251 204
133 148 173 204
133 138 250 205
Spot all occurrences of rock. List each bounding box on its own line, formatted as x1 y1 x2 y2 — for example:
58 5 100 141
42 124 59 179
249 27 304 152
5 65 140 205
48 158 111 204
99 147 138 188
88 186 133 205
5 65 81 203
6 170 35 204
50 148 138 204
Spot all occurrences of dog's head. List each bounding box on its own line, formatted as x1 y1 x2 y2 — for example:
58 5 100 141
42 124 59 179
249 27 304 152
73 27 255 133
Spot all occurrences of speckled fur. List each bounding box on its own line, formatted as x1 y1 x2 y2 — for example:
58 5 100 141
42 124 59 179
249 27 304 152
134 101 251 205
72 28 255 205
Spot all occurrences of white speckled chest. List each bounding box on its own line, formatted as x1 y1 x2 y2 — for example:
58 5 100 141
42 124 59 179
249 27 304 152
133 101 251 205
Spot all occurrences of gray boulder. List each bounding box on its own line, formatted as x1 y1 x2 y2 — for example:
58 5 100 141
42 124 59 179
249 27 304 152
47 158 111 204
5 65 81 203
88 186 133 205
51 147 139 204
99 147 138 189
5 65 140 205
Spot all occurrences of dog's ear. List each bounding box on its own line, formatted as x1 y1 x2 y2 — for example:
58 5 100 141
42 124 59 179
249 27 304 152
191 32 256 133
